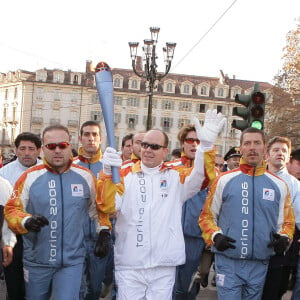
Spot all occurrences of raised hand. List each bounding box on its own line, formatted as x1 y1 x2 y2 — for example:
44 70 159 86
193 109 226 150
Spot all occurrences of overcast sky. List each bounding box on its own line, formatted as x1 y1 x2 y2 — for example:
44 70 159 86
1 0 299 83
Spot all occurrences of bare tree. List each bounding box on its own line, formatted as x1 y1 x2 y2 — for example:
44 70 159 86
266 19 300 148
281 19 300 98
265 86 300 148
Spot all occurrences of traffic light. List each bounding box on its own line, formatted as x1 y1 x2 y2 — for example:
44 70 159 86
232 94 251 131
232 83 265 131
248 88 265 130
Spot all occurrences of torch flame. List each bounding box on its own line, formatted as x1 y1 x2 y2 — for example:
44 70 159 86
95 62 110 73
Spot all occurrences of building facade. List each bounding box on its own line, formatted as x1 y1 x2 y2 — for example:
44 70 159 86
0 61 272 158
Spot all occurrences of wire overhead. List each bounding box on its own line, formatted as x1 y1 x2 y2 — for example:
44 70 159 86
171 0 238 72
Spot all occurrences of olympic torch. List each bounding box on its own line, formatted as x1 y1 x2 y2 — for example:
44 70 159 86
94 62 120 183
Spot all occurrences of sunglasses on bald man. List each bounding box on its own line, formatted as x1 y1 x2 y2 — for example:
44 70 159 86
44 142 70 150
141 142 167 151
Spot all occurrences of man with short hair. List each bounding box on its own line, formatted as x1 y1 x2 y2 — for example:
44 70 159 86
131 132 145 160
121 132 145 174
215 154 224 173
171 148 181 160
0 132 42 300
97 110 225 299
121 134 133 161
262 136 300 299
223 146 241 171
4 124 108 300
0 132 42 185
172 123 218 300
284 149 300 300
200 127 295 300
287 149 300 180
74 121 103 176
0 176 16 281
74 120 112 300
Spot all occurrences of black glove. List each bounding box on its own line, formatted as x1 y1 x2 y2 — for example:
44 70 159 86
213 233 236 251
24 214 49 232
94 229 111 258
268 233 289 255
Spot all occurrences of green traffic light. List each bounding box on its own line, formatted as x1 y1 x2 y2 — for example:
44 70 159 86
251 120 263 130
232 83 265 131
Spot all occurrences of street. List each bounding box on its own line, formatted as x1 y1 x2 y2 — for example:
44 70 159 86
0 270 292 300
197 283 217 299
0 279 6 300
101 267 292 300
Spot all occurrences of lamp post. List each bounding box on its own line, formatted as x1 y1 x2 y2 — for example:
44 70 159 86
129 27 176 130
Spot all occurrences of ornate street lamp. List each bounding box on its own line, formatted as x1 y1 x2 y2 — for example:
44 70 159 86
129 27 176 130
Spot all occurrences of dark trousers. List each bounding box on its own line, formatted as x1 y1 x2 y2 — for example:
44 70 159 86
199 248 214 280
4 235 25 300
174 236 205 300
262 265 291 300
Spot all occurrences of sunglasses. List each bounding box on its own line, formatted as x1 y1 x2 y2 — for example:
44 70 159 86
44 142 70 150
184 138 200 145
141 142 167 150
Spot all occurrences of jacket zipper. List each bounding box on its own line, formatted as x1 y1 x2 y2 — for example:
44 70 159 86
149 174 153 267
88 162 92 239
59 174 64 266
251 167 256 259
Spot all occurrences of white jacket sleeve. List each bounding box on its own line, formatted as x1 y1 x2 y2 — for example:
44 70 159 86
292 182 300 230
2 220 17 247
181 147 205 201
0 176 17 246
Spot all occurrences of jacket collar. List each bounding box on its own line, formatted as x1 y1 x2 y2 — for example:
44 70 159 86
132 160 173 173
180 151 193 167
130 153 140 163
239 158 267 176
43 157 73 174
275 167 289 177
76 147 102 164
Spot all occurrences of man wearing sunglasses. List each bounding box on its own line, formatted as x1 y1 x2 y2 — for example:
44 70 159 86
97 110 226 300
4 124 109 300
0 131 42 300
171 124 217 299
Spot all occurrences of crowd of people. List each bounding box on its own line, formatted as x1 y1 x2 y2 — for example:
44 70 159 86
0 109 300 300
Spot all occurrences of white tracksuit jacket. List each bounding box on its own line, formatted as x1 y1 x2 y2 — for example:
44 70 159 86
111 149 205 271
0 176 16 247
0 158 42 247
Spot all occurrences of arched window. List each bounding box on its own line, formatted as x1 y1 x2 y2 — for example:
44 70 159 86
183 85 190 94
131 79 138 89
114 78 121 88
218 88 224 97
166 83 173 92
